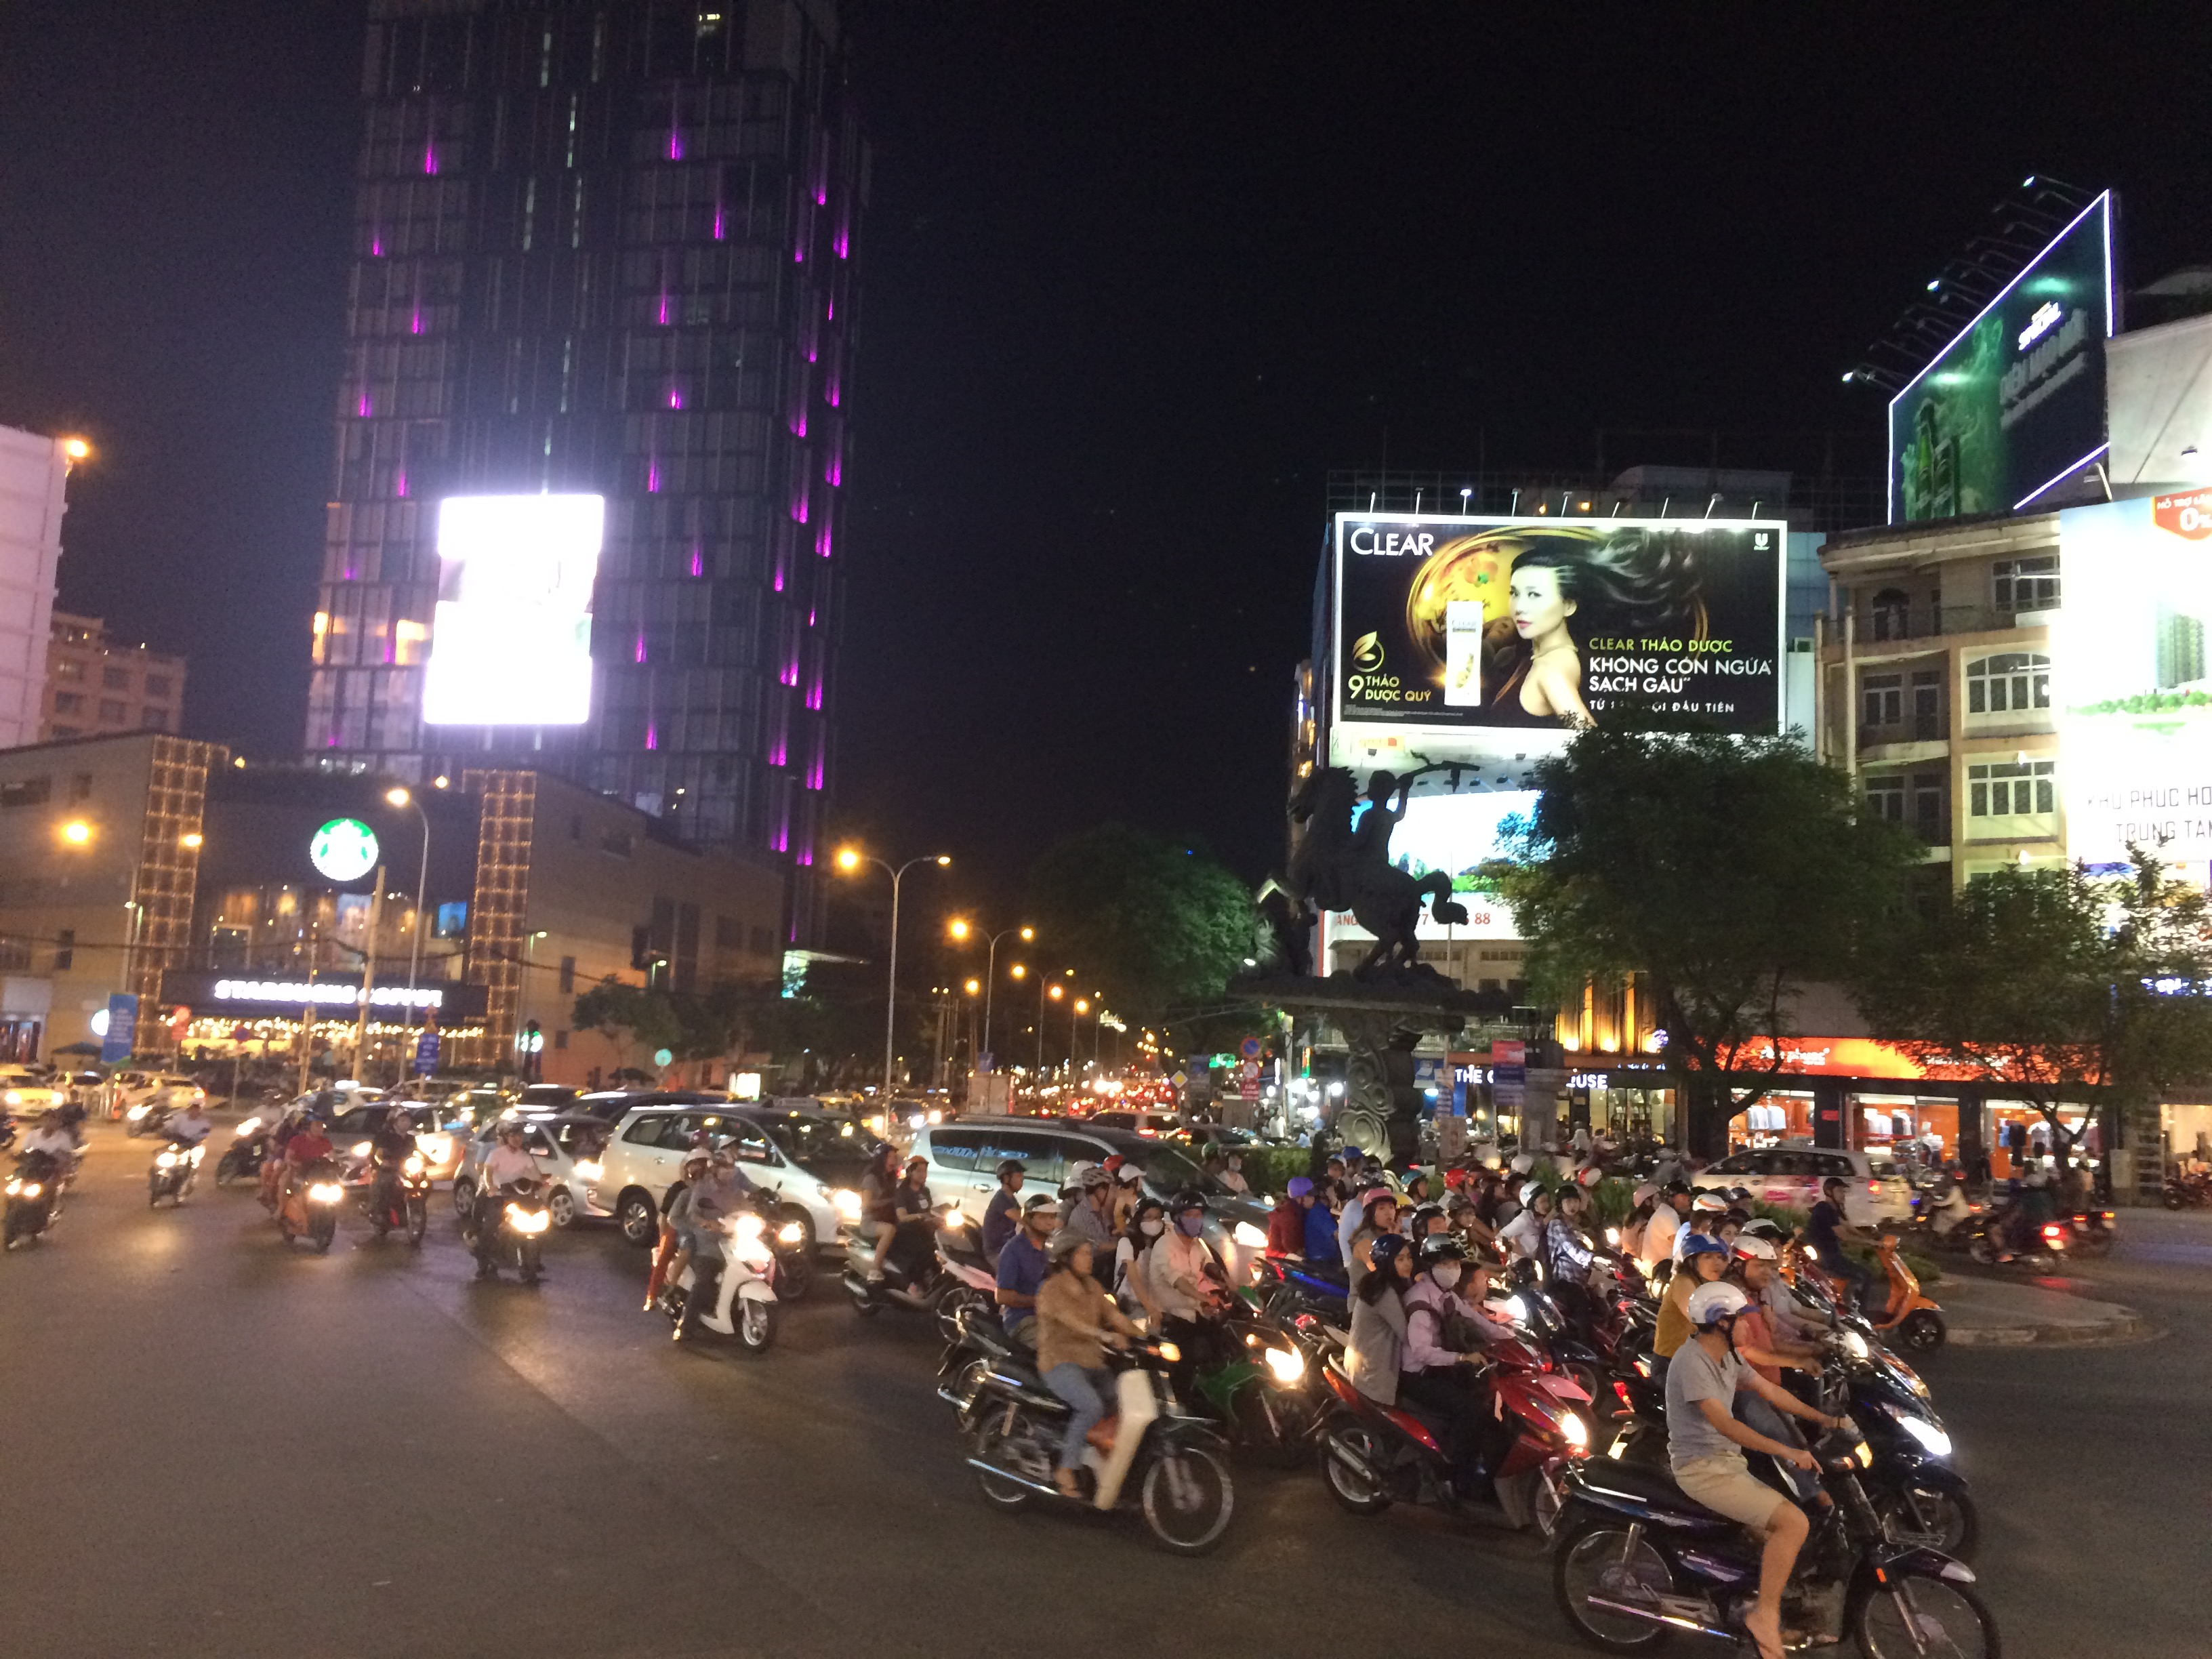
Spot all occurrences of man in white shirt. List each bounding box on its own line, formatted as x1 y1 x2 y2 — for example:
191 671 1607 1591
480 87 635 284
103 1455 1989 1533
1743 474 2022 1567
474 1122 547 1277
22 1111 77 1167
167 1102 214 1147
1639 1182 1687 1271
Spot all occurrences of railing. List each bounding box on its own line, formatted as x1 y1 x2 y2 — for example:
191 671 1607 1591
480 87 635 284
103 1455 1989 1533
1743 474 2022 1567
1858 718 1944 752
1846 602 2056 644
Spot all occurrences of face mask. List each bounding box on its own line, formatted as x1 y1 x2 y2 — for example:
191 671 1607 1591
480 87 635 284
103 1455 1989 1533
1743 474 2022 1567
1140 1218 1165 1237
1178 1215 1204 1237
1433 1263 1462 1290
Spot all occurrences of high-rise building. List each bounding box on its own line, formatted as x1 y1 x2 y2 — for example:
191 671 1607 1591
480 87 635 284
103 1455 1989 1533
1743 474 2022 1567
0 425 70 750
41 613 188 741
309 0 863 943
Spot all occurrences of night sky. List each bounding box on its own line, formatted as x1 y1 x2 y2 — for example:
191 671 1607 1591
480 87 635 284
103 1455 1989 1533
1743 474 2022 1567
4 3 2209 925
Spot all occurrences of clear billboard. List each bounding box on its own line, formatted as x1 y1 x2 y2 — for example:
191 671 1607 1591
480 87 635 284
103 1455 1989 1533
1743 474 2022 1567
2057 491 2212 872
1330 513 1785 764
1889 192 2113 523
420 493 605 726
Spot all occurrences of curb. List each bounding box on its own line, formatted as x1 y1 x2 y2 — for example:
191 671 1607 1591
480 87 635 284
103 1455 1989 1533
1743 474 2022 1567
1945 1309 2157 1349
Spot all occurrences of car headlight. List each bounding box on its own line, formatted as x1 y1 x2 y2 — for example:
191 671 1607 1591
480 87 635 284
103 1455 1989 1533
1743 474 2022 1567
777 1221 804 1244
1263 1345 1305 1385
574 1160 602 1181
1559 1411 1590 1450
1891 1412 1953 1459
832 1188 862 1223
156 1151 178 1168
308 1183 344 1204
3 1091 20 1106
1233 1220 1268 1249
420 1136 453 1164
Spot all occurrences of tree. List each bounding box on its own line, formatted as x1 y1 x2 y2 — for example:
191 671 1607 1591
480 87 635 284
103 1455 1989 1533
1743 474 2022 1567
1858 848 2212 1179
570 977 682 1071
1025 824 1254 1038
1496 722 1919 1156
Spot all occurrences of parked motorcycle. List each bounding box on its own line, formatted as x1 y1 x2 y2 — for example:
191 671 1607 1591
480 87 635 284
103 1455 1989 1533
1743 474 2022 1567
1551 1414 1994 1654
963 1332 1236 1555
464 1176 550 1284
2163 1168 2212 1209
214 1116 271 1187
3 1149 64 1248
148 1138 205 1207
1318 1328 1594 1538
276 1156 344 1253
358 1145 430 1246
659 1203 781 1352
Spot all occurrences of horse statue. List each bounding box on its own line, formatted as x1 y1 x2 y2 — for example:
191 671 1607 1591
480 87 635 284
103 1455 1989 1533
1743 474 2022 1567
1254 766 1469 981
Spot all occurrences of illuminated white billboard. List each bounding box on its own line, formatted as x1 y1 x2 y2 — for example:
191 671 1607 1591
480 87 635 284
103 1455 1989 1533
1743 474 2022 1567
420 493 604 726
2057 491 2212 873
1324 788 1535 943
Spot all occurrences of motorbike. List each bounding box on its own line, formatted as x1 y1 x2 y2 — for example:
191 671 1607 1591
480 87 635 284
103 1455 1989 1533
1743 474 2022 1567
0 1111 16 1153
1551 1414 1994 1655
1961 1206 2068 1271
3 1149 64 1248
841 1205 963 1322
962 1329 1237 1555
1318 1328 1595 1538
464 1176 550 1284
214 1115 271 1187
1252 1252 1349 1322
123 1099 173 1139
929 1208 1002 1341
357 1145 431 1246
148 1137 205 1207
1183 1300 1325 1467
2066 1206 2118 1256
1786 1235 1947 1355
2163 1168 2212 1209
276 1156 344 1253
659 1200 782 1352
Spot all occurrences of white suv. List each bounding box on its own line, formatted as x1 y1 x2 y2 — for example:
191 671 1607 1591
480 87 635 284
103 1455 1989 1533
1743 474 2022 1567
1693 1145 1912 1225
590 1103 880 1256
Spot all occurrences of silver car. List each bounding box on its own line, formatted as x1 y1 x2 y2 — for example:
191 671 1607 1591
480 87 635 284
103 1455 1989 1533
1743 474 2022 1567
452 1112 615 1230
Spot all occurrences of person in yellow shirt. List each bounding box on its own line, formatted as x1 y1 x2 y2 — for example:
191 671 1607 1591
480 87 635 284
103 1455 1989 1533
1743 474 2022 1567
1653 1234 1732 1361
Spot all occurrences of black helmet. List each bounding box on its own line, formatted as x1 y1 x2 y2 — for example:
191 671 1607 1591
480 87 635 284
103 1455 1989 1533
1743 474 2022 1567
995 1158 1025 1181
1662 1179 1691 1197
1415 1233 1466 1271
1169 1188 1206 1215
1409 1202 1446 1232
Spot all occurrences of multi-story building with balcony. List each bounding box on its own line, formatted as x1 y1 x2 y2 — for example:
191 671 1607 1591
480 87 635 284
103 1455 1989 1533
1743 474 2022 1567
39 613 188 743
1815 511 2067 888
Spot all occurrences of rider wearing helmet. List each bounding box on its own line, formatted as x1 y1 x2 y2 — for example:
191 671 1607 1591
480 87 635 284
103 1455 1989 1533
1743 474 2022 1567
1639 1179 1691 1270
981 1158 1027 1260
1724 1235 1828 1504
995 1192 1060 1347
1060 1161 1118 1251
1409 1201 1450 1238
1399 1233 1511 1492
1542 1181 1598 1307
647 1147 713 1307
1673 1189 1732 1263
1668 1279 1846 1659
1144 1189 1229 1388
1267 1176 1311 1258
1344 1185 1402 1298
1654 1233 1732 1361
1113 1195 1168 1322
1347 1231 1416 1406
1496 1179 1552 1262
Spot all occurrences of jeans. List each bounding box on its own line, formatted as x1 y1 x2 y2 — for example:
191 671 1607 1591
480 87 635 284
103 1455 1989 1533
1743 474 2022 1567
1822 1252 1877 1312
1736 1391 1819 1500
1044 1363 1113 1471
1397 1366 1507 1488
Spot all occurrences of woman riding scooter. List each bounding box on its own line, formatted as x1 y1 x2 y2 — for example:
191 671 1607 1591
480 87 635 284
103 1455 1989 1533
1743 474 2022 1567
1036 1231 1143 1498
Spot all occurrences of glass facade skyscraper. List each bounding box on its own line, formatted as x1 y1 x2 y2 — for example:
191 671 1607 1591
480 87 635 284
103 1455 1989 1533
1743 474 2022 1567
308 0 860 942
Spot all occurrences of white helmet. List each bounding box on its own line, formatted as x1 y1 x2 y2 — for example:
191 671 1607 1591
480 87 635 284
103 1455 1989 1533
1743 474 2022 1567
1518 1179 1546 1207
1692 1191 1729 1213
1686 1281 1750 1328
1731 1234 1777 1263
1509 1152 1534 1174
1632 1181 1660 1206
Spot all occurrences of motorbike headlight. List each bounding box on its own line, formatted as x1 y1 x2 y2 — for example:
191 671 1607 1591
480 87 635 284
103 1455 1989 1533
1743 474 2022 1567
237 1117 262 1136
308 1183 344 1204
1559 1411 1591 1450
2 1091 18 1106
832 1188 862 1223
189 1145 205 1165
777 1221 804 1244
733 1212 766 1241
574 1160 602 1181
1502 1295 1528 1325
352 1141 373 1157
1605 1226 1620 1246
1839 1329 1870 1361
126 1104 147 1119
5 1179 21 1195
1263 1345 1305 1385
403 1155 426 1176
506 1204 550 1233
1155 1341 1181 1364
1892 1411 1953 1459
1851 1437 1875 1469
19 1183 39 1199
156 1151 178 1168
1233 1221 1268 1249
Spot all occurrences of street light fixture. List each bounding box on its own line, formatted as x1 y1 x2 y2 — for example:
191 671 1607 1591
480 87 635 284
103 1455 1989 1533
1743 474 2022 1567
836 846 951 1098
58 819 92 846
949 919 1035 1071
60 436 92 465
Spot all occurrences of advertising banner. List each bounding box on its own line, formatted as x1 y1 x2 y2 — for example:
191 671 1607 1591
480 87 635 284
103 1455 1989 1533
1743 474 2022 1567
1324 788 1534 945
1890 192 2112 523
422 493 605 726
100 992 138 1065
1332 514 1785 758
2057 493 2212 871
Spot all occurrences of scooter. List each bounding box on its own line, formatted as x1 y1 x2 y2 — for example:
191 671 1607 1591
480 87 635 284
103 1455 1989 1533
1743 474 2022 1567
1551 1414 1994 1654
123 1099 173 1139
1787 1235 1947 1355
148 1138 205 1207
463 1176 550 1283
1186 1306 1323 1468
660 1203 781 1352
2066 1206 2117 1257
3 1149 64 1248
842 1206 957 1320
930 1208 1002 1343
214 1116 270 1187
1318 1328 1594 1538
359 1145 431 1246
276 1157 344 1253
963 1332 1237 1556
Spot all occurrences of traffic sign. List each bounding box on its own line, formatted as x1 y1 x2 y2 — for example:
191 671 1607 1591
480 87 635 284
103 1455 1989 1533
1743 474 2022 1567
1240 1072 1260 1101
1171 1070 1189 1090
1239 1036 1263 1061
414 1029 441 1075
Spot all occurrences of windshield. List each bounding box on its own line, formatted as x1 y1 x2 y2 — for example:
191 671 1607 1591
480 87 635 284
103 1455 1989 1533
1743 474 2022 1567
764 1116 886 1169
1122 1141 1228 1197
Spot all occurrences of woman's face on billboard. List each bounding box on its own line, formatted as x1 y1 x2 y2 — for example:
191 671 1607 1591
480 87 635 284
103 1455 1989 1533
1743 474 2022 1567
1509 565 1575 643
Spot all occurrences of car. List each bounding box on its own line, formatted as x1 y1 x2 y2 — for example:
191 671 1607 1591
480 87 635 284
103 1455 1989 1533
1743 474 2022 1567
120 1073 206 1132
570 1087 731 1124
1085 1109 1185 1137
0 1069 69 1116
452 1111 614 1229
325 1101 468 1183
1692 1144 1913 1225
910 1115 1273 1276
588 1101 882 1254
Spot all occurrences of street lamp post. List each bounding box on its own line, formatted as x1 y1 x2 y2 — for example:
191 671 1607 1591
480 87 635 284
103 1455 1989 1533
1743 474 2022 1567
385 787 432 1082
838 847 950 1100
949 919 1032 1069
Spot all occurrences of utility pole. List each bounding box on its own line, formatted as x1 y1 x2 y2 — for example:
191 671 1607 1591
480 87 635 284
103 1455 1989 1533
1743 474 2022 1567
348 868 384 1082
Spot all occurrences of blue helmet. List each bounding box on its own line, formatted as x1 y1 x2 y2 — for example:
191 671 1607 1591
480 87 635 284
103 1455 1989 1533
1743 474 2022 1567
1369 1233 1411 1271
1681 1234 1730 1263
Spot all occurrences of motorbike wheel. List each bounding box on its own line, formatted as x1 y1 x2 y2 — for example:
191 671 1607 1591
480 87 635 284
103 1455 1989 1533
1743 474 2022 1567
1140 1441 1235 1556
406 1196 428 1247
1876 1483 1980 1559
215 1150 243 1187
3 1206 21 1250
1847 1568 1999 1659
1553 1518 1678 1652
371 1210 392 1242
1320 1418 1393 1515
1967 1235 1996 1266
1896 1309 1946 1355
452 1178 476 1221
737 1297 779 1353
2164 1190 2185 1210
520 1240 543 1286
1563 1360 1612 1421
147 1174 162 1209
931 1282 978 1345
847 1277 881 1317
970 1420 1034 1511
1235 1385 1315 1471
311 1214 336 1254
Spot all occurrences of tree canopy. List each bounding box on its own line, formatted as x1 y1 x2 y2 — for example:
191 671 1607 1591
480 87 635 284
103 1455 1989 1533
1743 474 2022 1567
1496 723 1919 1155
